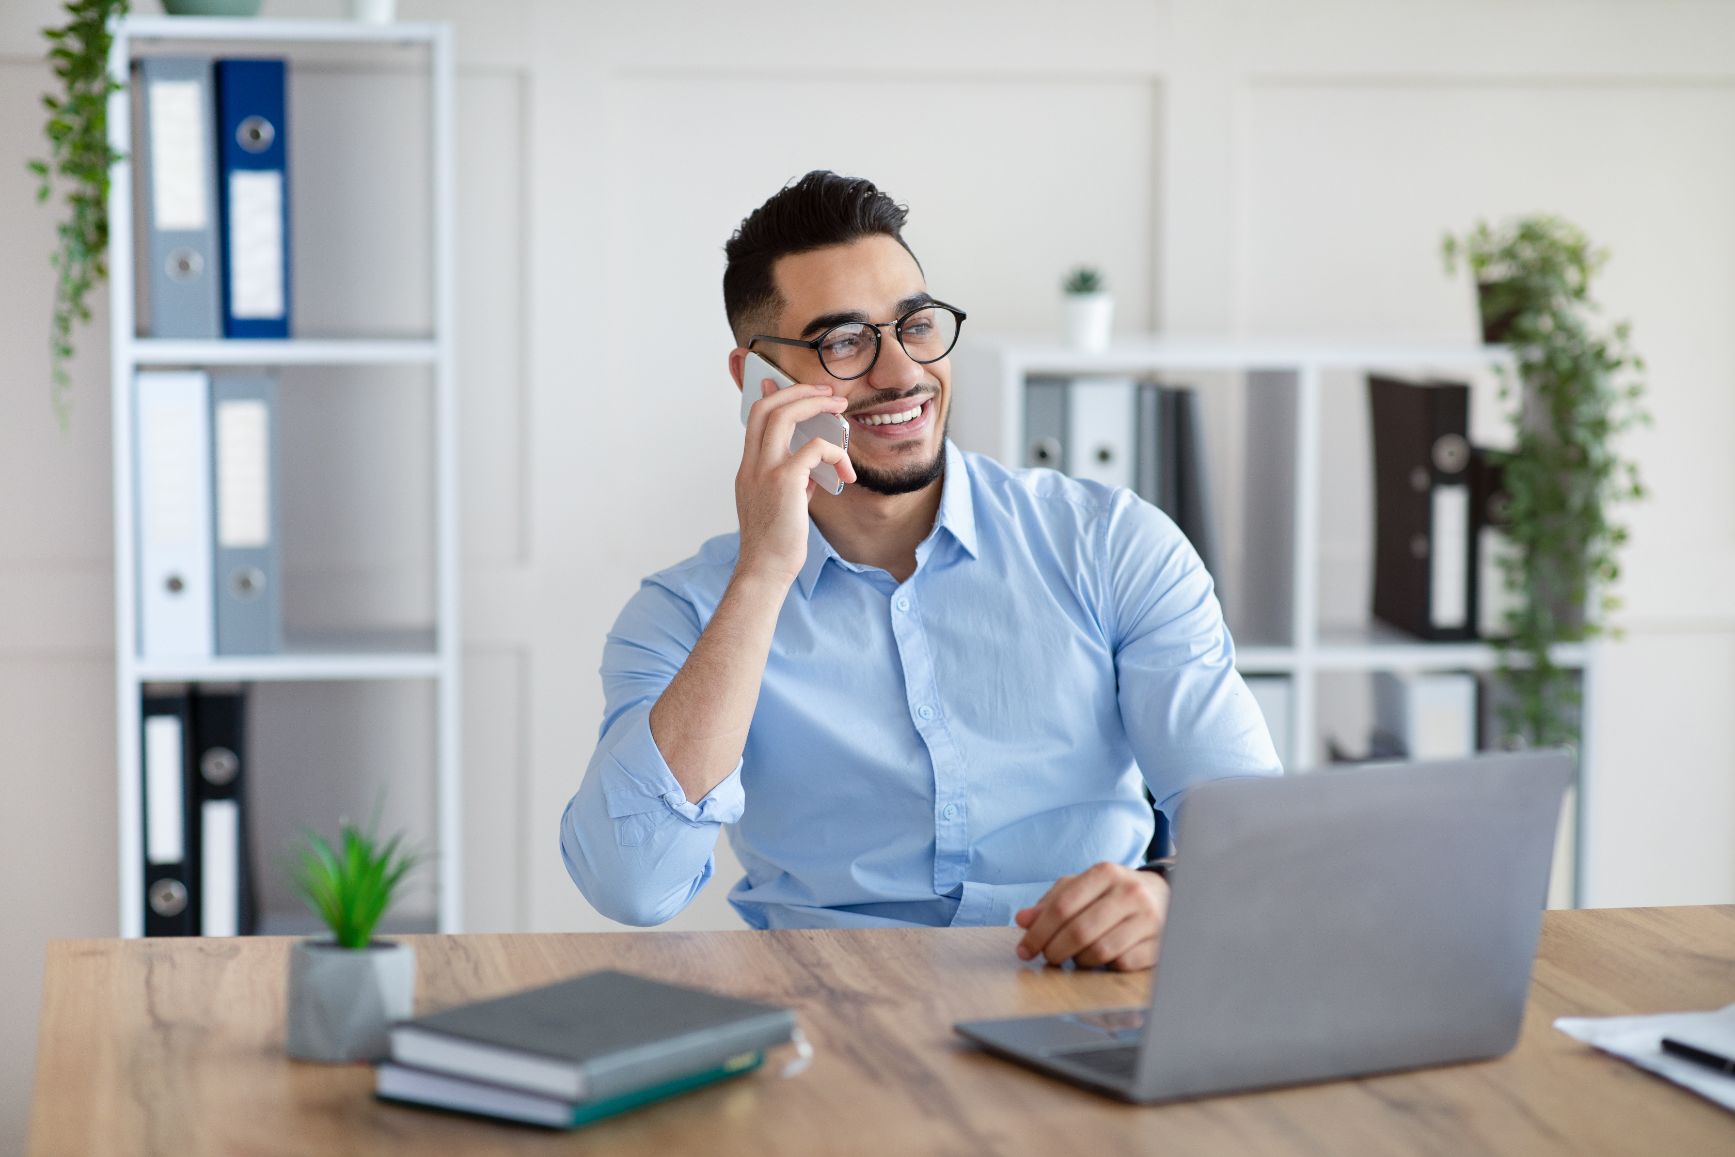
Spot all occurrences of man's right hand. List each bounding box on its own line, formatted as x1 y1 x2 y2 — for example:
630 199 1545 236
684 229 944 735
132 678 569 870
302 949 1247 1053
735 378 855 588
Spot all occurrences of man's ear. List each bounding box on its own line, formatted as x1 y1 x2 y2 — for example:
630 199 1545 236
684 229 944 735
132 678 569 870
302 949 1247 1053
728 346 749 393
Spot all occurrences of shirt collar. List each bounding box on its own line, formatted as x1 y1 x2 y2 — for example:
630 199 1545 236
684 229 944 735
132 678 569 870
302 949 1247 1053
934 439 980 561
793 439 979 600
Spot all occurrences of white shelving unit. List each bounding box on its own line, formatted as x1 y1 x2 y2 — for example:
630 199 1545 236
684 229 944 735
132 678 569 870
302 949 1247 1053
107 17 461 937
953 335 1596 906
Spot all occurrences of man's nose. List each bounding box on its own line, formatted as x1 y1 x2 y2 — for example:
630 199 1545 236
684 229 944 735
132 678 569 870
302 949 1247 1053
867 330 925 393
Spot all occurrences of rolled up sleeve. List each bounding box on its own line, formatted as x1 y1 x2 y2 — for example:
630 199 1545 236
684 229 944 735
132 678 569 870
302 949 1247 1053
559 579 744 926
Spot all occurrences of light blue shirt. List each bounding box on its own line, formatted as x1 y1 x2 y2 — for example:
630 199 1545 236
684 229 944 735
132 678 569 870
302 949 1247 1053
561 442 1280 930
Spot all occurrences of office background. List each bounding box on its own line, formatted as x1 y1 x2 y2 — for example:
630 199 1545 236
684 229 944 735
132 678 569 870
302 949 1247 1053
2 0 1733 1144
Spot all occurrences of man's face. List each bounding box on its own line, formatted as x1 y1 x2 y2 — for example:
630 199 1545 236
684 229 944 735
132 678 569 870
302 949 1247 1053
758 234 950 496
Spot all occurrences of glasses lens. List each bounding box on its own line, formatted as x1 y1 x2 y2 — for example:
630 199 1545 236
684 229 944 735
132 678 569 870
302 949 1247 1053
897 306 960 364
817 322 878 379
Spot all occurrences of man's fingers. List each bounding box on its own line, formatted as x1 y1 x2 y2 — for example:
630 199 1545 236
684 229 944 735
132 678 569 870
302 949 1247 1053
1016 867 1114 960
744 380 830 444
757 392 848 463
1039 893 1134 966
1107 934 1159 972
1072 908 1150 968
785 435 852 483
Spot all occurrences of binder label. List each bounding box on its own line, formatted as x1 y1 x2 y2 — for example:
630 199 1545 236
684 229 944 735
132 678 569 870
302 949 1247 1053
227 170 286 319
216 400 271 548
140 396 205 549
1429 485 1470 630
144 714 186 864
147 80 210 231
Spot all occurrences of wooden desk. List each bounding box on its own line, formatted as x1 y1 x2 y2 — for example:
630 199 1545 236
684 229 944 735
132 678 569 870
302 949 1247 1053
28 907 1735 1155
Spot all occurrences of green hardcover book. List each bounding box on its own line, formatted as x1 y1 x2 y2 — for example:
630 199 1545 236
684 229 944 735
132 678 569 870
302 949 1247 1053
387 969 796 1101
375 1051 764 1129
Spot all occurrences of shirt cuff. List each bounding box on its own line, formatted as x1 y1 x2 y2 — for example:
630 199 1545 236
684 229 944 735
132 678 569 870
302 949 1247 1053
601 713 746 827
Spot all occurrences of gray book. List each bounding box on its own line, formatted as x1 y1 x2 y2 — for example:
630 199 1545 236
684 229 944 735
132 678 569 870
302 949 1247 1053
388 970 796 1102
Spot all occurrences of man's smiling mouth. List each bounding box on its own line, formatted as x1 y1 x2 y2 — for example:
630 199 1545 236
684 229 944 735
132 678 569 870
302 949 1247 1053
856 402 925 427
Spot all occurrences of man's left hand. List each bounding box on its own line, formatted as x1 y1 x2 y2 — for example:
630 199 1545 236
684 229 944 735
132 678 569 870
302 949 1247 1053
1014 863 1169 971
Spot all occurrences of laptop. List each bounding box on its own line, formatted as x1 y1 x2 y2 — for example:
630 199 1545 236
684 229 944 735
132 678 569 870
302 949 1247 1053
955 750 1572 1103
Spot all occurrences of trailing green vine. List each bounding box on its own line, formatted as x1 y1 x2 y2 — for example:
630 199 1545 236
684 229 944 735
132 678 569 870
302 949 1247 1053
1442 216 1649 748
30 0 130 430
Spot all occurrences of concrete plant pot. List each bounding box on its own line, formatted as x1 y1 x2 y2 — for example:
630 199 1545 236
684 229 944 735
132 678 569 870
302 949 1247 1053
1063 292 1114 352
286 938 415 1063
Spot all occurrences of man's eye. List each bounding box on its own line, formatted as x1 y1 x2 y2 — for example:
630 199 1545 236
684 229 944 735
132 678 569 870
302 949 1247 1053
824 335 864 358
903 320 934 338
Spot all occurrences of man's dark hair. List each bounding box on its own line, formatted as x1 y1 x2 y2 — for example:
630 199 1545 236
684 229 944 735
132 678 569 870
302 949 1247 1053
723 171 917 343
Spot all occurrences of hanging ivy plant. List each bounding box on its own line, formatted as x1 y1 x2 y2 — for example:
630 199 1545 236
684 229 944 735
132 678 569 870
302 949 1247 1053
30 0 130 430
1442 215 1649 748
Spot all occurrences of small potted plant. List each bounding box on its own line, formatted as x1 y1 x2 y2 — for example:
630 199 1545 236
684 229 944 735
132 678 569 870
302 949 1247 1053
285 816 422 1063
1062 265 1114 352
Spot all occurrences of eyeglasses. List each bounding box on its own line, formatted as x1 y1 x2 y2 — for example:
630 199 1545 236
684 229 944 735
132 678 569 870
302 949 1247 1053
748 300 966 382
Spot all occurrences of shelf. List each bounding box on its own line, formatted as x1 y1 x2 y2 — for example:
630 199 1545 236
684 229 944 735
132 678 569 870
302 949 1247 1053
1234 645 1298 673
1313 623 1589 672
126 339 439 367
968 333 1516 374
132 628 442 683
121 16 444 46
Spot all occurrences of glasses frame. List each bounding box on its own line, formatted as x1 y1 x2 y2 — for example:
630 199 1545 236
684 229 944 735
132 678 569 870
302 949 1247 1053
747 300 967 382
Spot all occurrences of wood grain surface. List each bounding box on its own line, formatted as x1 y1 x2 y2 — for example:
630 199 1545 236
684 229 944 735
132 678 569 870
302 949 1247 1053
28 907 1735 1155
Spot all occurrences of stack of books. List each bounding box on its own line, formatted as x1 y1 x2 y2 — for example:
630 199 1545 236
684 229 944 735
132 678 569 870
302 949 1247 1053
374 970 798 1129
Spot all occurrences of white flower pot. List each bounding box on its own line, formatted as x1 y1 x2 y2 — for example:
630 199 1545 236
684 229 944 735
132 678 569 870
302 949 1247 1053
1063 293 1115 352
348 0 397 23
286 938 415 1063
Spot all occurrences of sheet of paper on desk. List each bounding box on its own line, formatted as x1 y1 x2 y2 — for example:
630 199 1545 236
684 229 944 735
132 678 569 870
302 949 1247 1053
1554 1002 1735 1113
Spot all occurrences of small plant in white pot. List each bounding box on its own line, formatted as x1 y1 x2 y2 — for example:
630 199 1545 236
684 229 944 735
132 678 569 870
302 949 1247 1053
285 817 421 1063
1062 266 1114 352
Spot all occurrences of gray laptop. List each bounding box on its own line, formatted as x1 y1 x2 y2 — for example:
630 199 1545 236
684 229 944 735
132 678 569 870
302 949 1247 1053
955 750 1572 1102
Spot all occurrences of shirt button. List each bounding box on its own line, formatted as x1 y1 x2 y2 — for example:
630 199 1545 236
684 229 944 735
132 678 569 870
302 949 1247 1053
943 804 958 820
895 596 911 613
917 704 935 721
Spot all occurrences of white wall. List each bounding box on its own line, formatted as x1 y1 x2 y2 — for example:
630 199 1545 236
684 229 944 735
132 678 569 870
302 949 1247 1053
3 0 1733 1145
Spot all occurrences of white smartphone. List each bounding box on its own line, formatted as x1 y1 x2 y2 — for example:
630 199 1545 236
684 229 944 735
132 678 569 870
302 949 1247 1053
739 350 850 496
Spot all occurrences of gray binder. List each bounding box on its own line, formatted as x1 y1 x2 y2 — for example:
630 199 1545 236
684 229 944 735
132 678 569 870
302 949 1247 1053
1170 387 1219 580
1135 381 1165 507
1135 383 1219 582
1024 376 1068 470
138 57 222 339
210 372 281 654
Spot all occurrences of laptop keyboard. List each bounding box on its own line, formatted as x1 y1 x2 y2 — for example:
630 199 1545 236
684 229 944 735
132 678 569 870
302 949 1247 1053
1060 1044 1142 1081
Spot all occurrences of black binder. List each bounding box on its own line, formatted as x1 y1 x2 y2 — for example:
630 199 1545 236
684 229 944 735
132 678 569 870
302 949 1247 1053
1367 374 1477 641
189 685 259 936
141 687 198 936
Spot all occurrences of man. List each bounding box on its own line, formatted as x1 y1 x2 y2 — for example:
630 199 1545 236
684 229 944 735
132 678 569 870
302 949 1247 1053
561 171 1279 970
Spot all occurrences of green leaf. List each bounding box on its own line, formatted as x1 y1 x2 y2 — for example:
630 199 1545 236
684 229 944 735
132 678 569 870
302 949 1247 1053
288 811 423 949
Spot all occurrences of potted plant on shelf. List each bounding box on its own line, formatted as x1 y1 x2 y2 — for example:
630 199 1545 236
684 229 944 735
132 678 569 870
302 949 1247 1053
31 0 130 428
285 815 422 1063
1442 215 1649 748
1062 265 1114 352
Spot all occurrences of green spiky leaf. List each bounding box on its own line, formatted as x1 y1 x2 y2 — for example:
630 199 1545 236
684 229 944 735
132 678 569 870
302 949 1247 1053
289 813 424 950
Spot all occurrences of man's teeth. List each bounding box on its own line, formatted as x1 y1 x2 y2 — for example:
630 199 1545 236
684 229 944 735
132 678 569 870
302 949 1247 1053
858 403 923 427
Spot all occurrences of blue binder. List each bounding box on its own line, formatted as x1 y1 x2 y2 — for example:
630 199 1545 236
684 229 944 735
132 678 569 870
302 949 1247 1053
216 59 291 339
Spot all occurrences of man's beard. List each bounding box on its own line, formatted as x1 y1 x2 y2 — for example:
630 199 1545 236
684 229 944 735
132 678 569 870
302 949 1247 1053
849 411 948 495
